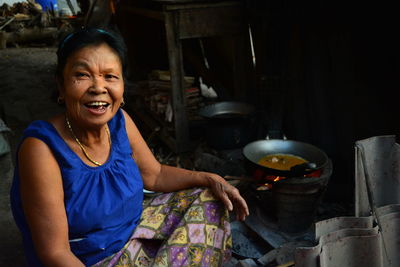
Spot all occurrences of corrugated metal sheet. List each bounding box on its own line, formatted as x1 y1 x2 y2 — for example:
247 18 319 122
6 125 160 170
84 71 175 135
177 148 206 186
294 136 400 267
378 204 400 266
294 211 400 267
355 135 400 216
295 216 381 267
356 136 400 266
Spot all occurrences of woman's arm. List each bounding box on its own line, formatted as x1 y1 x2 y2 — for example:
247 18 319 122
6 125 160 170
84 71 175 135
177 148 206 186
18 137 84 266
123 110 249 221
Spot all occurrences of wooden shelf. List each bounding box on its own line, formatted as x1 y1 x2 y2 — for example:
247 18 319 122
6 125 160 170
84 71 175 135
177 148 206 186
119 0 246 153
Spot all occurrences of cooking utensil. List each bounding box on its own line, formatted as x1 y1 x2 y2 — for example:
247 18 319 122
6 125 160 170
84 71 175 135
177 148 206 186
198 101 257 149
242 138 329 177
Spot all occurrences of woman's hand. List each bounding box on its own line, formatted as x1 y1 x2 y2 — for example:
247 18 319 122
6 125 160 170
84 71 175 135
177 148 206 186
204 173 249 221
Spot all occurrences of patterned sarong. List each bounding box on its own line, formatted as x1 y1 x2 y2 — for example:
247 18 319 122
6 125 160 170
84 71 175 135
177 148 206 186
93 188 232 267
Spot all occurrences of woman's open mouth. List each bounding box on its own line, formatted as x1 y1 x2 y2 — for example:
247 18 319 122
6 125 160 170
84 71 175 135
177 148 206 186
84 101 110 114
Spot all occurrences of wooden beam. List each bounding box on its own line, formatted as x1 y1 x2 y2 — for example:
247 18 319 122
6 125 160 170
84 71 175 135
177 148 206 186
121 6 164 21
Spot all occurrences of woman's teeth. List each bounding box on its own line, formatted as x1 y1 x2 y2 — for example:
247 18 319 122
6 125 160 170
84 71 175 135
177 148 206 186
85 102 109 108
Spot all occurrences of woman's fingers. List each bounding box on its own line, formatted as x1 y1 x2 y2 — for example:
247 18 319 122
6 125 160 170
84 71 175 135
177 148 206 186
221 184 249 221
227 188 249 221
207 175 250 221
213 182 233 211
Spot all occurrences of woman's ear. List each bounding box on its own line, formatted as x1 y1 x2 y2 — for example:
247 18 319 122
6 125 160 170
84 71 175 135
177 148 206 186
55 76 65 105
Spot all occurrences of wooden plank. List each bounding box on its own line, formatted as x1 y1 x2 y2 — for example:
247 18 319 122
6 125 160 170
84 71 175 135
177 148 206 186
170 4 244 39
0 17 15 31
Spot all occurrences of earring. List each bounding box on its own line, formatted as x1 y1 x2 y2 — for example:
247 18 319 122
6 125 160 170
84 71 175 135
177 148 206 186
120 99 125 107
57 96 64 104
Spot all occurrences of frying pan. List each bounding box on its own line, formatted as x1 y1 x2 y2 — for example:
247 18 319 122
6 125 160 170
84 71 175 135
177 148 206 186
242 138 329 178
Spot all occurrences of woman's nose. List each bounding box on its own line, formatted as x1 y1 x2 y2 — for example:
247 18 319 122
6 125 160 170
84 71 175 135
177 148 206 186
89 76 107 94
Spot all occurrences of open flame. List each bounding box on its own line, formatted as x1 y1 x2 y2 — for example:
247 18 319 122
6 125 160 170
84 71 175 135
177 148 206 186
256 169 323 191
273 176 285 182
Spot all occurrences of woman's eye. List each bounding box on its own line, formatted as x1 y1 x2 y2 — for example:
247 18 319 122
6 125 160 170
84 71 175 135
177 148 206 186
75 72 89 78
105 74 119 80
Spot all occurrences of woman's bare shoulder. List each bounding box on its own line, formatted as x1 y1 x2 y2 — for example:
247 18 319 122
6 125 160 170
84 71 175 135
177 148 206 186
18 135 61 183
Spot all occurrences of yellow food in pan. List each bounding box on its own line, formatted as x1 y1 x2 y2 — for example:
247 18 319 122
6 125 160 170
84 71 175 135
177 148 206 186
257 154 307 171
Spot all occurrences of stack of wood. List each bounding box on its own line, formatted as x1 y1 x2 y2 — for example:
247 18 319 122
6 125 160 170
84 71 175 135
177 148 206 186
143 69 205 123
0 1 76 49
1 1 42 17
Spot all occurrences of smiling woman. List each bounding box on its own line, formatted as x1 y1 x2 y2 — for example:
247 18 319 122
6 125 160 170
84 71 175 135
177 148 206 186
58 42 124 166
10 28 249 267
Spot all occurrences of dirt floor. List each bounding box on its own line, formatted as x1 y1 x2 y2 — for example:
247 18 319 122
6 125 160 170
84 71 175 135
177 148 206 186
0 46 63 266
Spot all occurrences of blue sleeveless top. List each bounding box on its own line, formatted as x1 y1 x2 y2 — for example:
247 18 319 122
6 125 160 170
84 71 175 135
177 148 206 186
10 109 144 266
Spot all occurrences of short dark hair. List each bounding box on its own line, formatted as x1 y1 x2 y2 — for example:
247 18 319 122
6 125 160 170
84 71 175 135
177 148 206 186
56 27 128 81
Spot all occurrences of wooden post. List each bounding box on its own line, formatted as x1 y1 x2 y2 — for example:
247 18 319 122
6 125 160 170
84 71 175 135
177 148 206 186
164 10 190 153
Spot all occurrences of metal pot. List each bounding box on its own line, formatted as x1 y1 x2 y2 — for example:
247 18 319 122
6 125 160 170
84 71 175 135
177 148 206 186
242 138 329 178
198 101 257 149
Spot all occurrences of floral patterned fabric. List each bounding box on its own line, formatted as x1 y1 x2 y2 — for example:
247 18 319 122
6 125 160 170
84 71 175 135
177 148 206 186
93 188 232 267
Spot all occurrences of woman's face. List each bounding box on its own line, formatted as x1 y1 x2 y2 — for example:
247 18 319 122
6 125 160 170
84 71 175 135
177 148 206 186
60 43 124 129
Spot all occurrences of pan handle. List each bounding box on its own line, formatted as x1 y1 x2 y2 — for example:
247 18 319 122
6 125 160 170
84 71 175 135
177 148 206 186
266 133 287 140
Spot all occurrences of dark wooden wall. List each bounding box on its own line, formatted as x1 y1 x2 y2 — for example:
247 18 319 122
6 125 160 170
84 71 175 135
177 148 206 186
247 1 399 203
